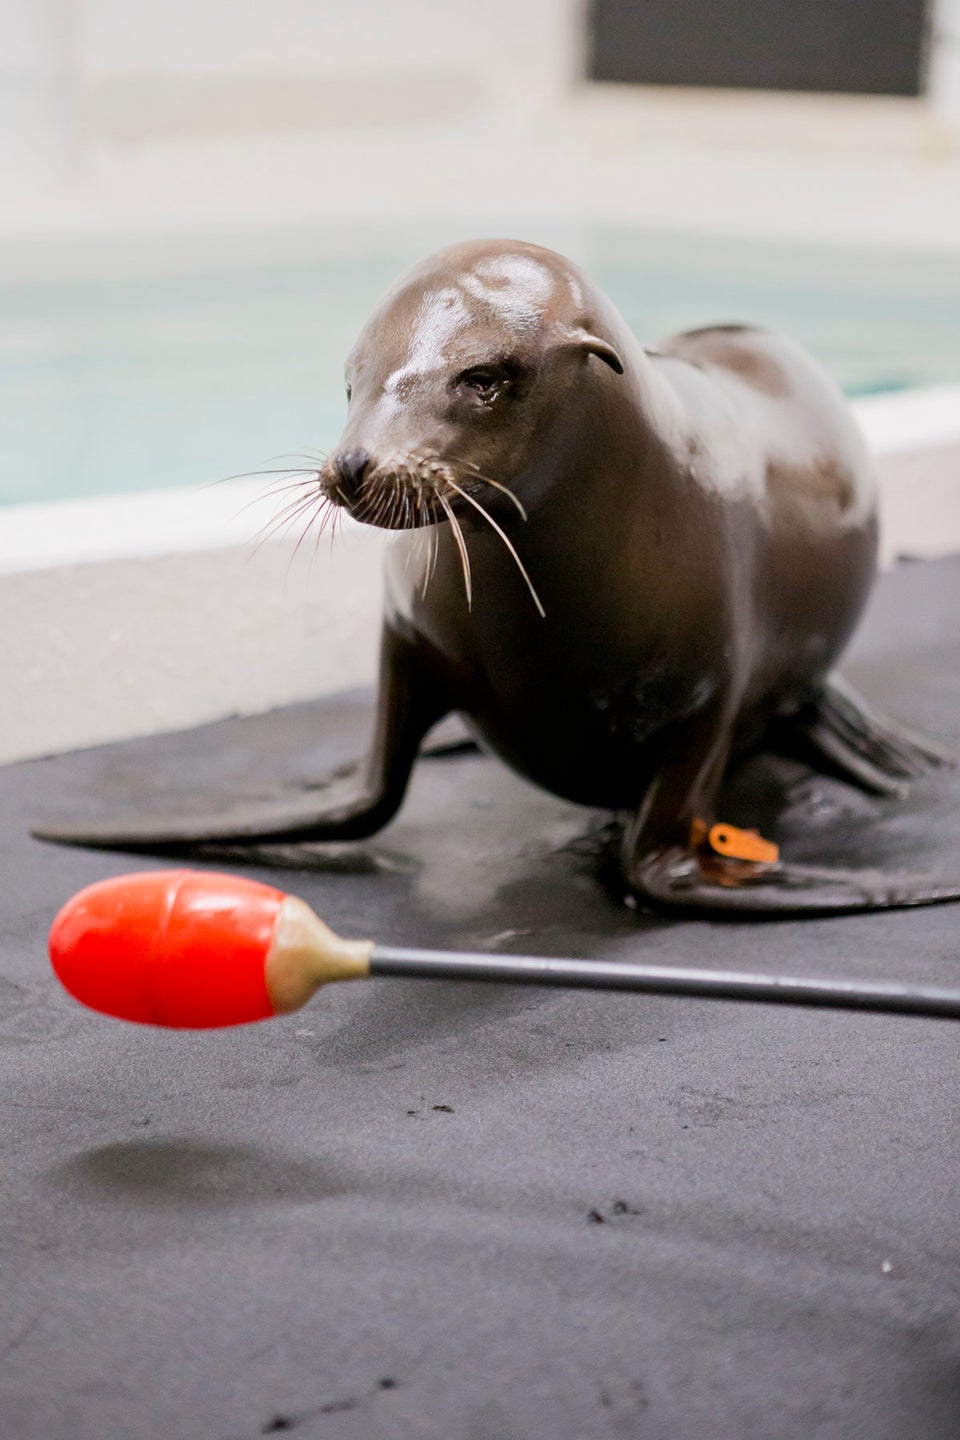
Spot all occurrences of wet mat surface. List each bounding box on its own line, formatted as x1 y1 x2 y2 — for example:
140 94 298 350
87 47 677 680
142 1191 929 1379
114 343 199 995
2 557 959 1439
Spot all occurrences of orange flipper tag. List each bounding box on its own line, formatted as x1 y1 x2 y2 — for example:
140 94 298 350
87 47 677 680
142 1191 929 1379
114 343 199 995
706 822 779 866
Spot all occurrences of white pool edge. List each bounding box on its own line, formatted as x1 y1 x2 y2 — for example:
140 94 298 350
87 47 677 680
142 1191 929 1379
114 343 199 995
2 384 958 768
2 385 958 578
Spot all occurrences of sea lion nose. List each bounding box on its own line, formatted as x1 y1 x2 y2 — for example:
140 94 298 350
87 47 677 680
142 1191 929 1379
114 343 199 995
334 447 372 499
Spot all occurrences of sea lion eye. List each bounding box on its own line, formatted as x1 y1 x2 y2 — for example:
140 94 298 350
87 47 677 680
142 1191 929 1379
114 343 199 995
460 368 500 396
455 361 521 400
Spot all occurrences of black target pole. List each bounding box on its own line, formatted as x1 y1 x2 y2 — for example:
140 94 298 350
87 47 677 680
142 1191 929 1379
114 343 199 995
370 947 960 1020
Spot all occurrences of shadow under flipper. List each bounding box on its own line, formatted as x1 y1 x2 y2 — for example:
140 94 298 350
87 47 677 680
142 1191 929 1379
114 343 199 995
128 841 397 876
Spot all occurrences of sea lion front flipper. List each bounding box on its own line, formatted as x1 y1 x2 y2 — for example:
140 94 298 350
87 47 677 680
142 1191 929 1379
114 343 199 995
32 625 452 852
621 715 960 915
775 674 955 797
627 843 960 916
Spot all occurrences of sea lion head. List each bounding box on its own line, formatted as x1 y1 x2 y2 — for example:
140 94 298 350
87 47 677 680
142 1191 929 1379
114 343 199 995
315 239 625 532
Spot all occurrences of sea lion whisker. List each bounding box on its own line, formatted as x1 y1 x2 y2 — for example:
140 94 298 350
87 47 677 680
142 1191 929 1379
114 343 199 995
288 496 330 569
352 489 376 525
261 451 329 465
444 479 545 619
372 497 390 529
314 495 340 551
412 491 431 595
411 483 440 571
332 503 346 553
430 521 440 582
330 488 352 551
253 485 326 534
473 475 527 521
427 519 441 589
234 477 316 520
281 498 325 580
313 503 330 545
418 496 433 598
247 501 312 550
325 503 339 555
368 482 390 529
376 474 400 527
246 505 317 565
210 466 320 490
250 458 325 473
443 456 528 521
247 476 325 511
248 491 322 552
251 476 318 501
304 504 327 578
437 492 472 608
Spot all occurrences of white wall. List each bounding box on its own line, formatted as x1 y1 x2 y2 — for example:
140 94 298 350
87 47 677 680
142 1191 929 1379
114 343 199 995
3 0 959 204
0 0 75 193
0 0 584 192
77 0 580 94
930 0 960 121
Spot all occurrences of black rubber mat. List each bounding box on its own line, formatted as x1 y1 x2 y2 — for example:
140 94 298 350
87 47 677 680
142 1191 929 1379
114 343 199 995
2 556 959 1439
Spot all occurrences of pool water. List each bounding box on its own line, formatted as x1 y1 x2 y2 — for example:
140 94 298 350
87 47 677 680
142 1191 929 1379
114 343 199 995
1 226 958 508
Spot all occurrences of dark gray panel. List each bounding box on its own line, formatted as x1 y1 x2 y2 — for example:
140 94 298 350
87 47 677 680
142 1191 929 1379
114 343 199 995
590 0 929 96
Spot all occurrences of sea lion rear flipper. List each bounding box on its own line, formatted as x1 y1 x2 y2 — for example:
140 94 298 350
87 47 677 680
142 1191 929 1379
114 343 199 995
776 675 955 796
32 626 452 854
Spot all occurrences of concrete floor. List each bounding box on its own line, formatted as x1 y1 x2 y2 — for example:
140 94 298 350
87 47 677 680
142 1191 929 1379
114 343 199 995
2 556 960 1440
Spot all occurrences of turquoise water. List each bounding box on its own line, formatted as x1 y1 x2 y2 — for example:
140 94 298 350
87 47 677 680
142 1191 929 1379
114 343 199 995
1 226 957 507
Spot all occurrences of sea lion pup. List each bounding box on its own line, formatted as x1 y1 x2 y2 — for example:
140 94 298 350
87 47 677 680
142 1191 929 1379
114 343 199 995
35 239 957 913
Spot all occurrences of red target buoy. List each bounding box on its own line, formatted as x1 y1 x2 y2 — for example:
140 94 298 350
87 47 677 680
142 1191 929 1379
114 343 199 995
49 870 285 1028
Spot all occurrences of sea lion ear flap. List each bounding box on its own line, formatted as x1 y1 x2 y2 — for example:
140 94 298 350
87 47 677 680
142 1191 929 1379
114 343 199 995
558 327 625 375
